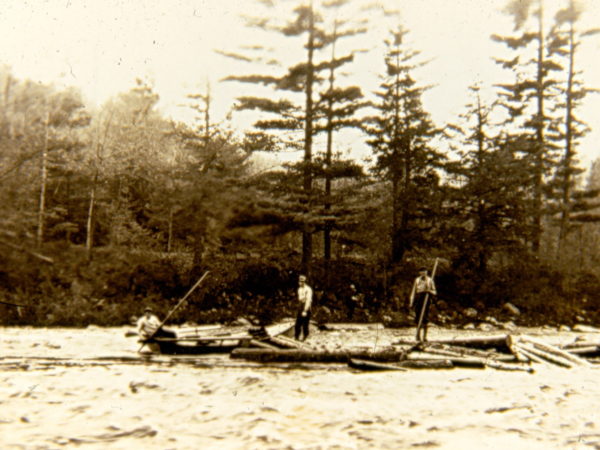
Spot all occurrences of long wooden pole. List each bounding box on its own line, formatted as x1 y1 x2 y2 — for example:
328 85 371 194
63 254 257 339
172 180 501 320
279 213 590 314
416 258 439 341
138 271 209 352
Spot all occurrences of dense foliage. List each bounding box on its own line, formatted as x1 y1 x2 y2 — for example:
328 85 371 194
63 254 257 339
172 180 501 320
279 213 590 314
1 0 600 327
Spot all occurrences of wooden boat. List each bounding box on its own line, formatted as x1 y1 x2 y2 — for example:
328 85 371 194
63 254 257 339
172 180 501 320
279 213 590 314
142 321 295 355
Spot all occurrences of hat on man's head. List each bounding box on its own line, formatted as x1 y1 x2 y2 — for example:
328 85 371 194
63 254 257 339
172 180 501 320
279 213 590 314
419 267 428 273
299 274 307 282
144 306 153 313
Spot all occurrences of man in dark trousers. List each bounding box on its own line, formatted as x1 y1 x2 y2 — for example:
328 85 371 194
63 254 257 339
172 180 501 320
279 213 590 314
294 274 313 341
409 267 437 342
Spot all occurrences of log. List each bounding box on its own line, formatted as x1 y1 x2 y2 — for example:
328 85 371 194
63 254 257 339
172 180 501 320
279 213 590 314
230 348 407 363
518 335 591 367
507 335 530 363
267 335 314 350
513 345 548 365
426 344 504 360
514 342 574 368
484 359 534 373
406 352 486 368
348 359 407 371
397 359 454 369
566 346 600 357
249 339 281 350
324 323 384 331
394 334 510 351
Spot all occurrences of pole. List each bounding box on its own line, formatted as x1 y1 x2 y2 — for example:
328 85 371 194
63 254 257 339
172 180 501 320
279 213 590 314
416 258 439 342
138 271 209 352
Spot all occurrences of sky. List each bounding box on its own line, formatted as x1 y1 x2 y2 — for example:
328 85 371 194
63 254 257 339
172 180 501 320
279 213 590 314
1 0 599 168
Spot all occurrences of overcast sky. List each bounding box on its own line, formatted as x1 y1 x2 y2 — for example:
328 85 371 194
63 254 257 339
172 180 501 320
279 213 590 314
1 0 599 168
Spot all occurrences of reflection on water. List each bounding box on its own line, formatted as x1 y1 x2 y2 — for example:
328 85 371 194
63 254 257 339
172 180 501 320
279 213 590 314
1 326 599 449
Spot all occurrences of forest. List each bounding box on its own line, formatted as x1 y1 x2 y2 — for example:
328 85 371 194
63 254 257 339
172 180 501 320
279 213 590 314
1 0 600 328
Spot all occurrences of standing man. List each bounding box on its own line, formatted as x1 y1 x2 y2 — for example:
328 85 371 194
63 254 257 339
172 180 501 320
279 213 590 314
295 274 313 341
409 267 437 342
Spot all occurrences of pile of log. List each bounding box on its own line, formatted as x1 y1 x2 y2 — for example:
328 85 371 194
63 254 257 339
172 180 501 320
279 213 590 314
231 333 599 373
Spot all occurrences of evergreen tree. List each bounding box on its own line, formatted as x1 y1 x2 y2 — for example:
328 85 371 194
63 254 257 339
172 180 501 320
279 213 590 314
492 0 564 254
546 0 599 255
365 28 443 266
224 1 326 275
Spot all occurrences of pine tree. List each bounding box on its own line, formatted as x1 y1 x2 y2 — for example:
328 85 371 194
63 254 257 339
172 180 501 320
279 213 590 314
365 28 443 266
492 0 564 254
445 86 530 277
547 0 599 255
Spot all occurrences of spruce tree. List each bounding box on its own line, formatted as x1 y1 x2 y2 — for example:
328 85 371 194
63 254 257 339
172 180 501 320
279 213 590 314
365 28 443 266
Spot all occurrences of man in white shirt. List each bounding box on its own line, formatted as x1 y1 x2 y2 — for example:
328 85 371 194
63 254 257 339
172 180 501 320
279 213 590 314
294 274 313 341
409 267 437 342
136 307 175 340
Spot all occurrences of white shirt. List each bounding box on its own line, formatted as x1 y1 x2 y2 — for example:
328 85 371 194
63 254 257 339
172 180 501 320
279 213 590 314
137 314 161 339
298 284 313 312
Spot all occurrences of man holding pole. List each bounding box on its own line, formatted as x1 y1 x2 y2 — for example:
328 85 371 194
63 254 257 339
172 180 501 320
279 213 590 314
409 266 437 342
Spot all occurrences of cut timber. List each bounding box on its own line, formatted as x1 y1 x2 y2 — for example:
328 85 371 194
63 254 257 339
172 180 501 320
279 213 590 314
249 339 280 350
484 360 534 373
514 342 573 368
398 359 453 369
394 334 510 352
406 352 486 368
566 346 600 357
267 335 314 350
507 335 530 363
518 335 591 367
230 348 407 363
324 323 384 331
348 359 407 371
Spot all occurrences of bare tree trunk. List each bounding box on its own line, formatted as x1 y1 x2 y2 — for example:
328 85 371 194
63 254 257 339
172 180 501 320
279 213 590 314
301 0 315 276
85 173 97 260
167 206 174 253
557 16 575 258
36 110 50 248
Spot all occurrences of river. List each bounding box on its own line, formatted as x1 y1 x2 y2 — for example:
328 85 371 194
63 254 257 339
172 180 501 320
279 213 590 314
1 325 599 449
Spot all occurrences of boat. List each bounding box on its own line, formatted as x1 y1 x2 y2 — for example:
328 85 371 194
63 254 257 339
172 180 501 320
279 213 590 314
140 321 295 355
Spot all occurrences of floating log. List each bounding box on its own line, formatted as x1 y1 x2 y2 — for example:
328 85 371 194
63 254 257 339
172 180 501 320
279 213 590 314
324 323 385 331
406 352 486 368
394 334 510 352
398 359 453 369
566 346 600 357
507 335 530 363
518 335 591 367
267 335 314 350
230 348 407 363
513 342 574 368
348 359 407 371
249 339 281 350
484 359 534 373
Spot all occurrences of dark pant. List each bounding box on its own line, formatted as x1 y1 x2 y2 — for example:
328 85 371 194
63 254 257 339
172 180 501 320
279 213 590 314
295 309 311 341
152 328 177 340
413 293 431 326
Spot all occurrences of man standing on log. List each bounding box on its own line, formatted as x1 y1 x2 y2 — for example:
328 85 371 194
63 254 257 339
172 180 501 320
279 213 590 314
409 267 437 342
295 274 313 341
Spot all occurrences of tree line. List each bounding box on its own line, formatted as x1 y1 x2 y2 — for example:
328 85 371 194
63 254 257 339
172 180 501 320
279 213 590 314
1 0 600 326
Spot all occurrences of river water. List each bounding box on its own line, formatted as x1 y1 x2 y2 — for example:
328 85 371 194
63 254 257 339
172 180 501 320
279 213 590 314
1 325 599 449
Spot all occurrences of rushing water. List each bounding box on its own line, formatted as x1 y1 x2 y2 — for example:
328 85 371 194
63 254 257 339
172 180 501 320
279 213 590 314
1 325 599 449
